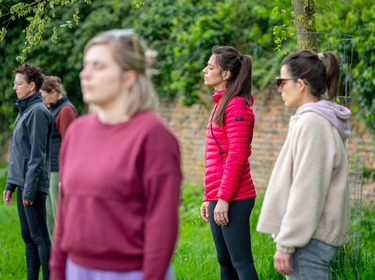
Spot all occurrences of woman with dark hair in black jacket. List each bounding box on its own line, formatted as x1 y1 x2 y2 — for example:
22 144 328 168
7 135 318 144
3 63 52 280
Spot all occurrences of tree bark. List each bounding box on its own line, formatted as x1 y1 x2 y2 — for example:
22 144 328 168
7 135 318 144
292 0 318 51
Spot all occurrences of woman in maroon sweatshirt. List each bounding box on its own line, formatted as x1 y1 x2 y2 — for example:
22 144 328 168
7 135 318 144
49 29 182 280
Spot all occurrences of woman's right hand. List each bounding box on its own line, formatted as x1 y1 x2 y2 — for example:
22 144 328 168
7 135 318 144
3 190 13 205
200 201 210 222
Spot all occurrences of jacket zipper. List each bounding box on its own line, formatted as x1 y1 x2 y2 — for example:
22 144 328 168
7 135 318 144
210 105 228 175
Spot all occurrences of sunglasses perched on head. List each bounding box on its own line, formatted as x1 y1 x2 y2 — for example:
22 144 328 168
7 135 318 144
102 28 136 37
102 29 140 53
275 77 295 87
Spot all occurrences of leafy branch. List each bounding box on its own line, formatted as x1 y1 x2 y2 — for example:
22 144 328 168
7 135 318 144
272 0 295 53
0 0 92 62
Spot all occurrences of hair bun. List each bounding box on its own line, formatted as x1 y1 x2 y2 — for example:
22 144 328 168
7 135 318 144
50 76 62 84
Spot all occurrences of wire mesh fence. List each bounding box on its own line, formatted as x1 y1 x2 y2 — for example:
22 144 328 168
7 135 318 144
294 32 354 106
333 154 364 275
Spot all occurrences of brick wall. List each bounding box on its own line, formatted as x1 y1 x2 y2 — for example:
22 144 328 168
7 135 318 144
157 90 375 204
1 89 373 203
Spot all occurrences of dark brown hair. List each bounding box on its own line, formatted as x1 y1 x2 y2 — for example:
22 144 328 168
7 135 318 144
282 50 340 100
13 63 44 91
211 46 253 127
41 76 66 96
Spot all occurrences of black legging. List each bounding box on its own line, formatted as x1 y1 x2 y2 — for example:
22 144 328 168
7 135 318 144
209 198 258 280
17 188 50 280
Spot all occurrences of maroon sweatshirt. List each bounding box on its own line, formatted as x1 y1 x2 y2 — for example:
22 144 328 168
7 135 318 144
50 111 182 280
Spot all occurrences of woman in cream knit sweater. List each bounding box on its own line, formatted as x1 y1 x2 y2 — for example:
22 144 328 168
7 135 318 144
257 50 351 280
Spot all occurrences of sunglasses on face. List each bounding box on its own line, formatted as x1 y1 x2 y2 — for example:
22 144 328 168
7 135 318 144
275 77 295 87
276 77 310 87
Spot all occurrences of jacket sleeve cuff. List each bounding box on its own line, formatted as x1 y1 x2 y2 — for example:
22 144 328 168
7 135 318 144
217 190 232 203
276 243 296 254
22 188 36 202
5 183 16 192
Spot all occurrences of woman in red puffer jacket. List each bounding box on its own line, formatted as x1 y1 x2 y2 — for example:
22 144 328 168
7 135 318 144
200 46 258 280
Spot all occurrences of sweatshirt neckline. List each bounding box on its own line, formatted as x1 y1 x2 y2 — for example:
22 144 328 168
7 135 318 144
94 110 147 128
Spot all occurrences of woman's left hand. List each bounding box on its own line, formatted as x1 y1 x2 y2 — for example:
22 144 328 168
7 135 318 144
23 200 33 206
274 250 293 275
214 198 229 226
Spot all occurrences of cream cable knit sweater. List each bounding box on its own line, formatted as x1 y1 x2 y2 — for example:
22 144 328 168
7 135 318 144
257 112 350 254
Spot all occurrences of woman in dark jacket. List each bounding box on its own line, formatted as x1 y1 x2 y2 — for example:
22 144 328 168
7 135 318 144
41 76 77 241
3 63 52 280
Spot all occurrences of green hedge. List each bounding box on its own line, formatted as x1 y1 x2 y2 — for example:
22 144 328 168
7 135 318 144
1 0 374 154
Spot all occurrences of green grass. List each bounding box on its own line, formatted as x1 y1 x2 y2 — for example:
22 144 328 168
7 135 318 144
0 162 27 279
173 183 375 280
0 163 374 279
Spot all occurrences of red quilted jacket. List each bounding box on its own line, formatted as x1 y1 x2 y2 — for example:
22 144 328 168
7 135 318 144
203 89 256 202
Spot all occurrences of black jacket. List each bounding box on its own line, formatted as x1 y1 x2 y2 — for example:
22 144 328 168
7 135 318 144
50 96 77 171
5 92 52 201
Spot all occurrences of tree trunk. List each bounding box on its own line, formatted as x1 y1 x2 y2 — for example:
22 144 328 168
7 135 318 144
292 0 318 51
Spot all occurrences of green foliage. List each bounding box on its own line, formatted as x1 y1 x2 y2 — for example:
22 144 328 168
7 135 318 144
129 0 279 105
1 0 375 154
272 0 295 52
319 0 375 134
0 0 92 62
273 0 375 133
0 0 130 154
363 166 375 182
0 0 282 153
